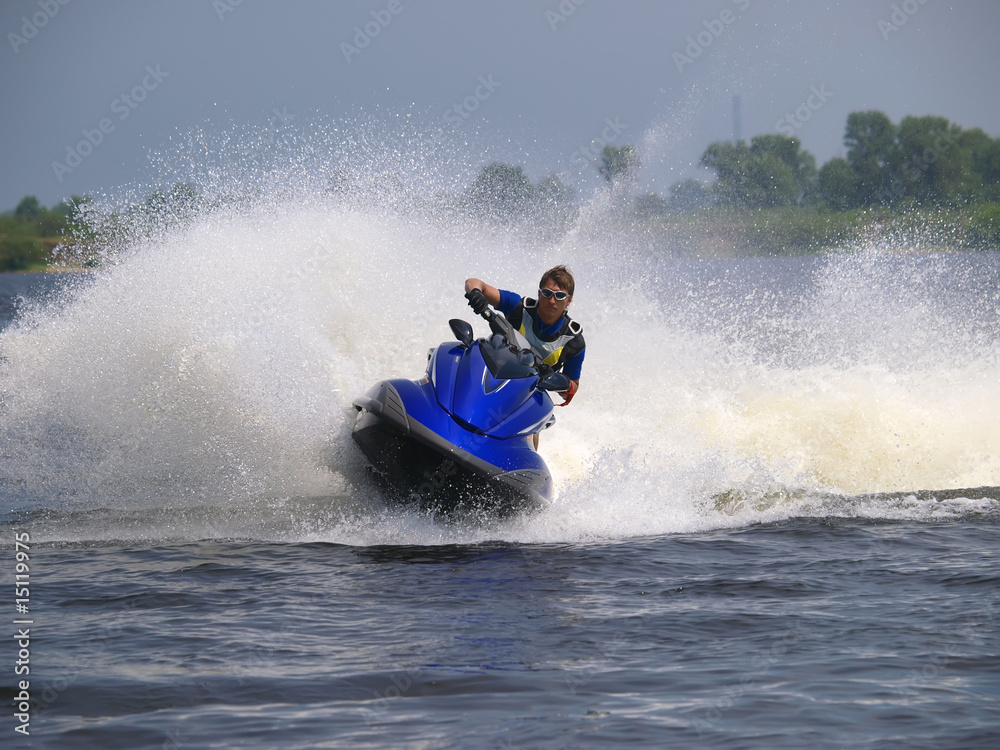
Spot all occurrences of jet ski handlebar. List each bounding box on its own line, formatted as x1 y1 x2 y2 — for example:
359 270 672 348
475 309 570 392
480 307 516 341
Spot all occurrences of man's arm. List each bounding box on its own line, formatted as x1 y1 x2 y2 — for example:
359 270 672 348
558 345 584 405
464 278 501 307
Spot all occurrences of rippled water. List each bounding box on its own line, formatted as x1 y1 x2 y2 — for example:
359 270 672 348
8 521 999 748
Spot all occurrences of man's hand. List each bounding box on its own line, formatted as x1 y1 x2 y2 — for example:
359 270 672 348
558 380 578 406
465 288 489 315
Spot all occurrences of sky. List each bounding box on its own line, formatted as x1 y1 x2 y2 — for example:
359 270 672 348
2 0 999 212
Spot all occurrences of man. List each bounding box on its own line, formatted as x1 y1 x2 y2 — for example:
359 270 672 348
464 265 585 409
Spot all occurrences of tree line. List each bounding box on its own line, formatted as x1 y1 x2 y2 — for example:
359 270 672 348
458 110 999 222
4 110 997 271
462 110 999 249
0 184 203 271
696 110 1000 211
0 195 88 271
459 145 637 225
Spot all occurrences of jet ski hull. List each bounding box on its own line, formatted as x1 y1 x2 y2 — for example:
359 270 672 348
352 378 553 516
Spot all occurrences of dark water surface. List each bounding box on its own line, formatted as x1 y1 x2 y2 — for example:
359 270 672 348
8 521 1000 748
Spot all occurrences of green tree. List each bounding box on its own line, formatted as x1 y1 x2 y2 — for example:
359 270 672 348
597 145 640 183
966 203 1000 247
817 157 857 210
749 134 817 203
700 140 748 206
743 153 798 207
14 195 43 223
700 136 811 209
35 209 68 237
844 110 897 205
895 116 972 205
961 128 1000 203
468 162 535 219
0 215 45 271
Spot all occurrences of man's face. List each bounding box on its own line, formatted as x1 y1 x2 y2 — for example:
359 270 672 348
537 279 571 325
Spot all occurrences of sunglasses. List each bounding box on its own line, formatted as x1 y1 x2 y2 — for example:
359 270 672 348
539 288 570 301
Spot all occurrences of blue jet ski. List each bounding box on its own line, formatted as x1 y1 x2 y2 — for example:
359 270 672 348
351 308 571 516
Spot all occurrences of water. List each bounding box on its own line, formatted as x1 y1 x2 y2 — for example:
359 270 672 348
13 527 1000 748
2 151 999 747
0 273 72 332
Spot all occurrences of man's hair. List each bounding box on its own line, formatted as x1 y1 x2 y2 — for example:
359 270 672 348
539 265 575 297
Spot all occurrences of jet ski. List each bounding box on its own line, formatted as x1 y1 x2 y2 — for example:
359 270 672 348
351 307 571 516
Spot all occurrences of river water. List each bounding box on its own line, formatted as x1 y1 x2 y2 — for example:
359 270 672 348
1 198 998 747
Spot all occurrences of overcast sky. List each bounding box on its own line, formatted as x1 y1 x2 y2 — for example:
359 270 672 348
2 0 998 212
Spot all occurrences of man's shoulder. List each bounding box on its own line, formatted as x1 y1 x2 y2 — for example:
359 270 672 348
562 316 585 358
497 289 523 315
561 312 583 339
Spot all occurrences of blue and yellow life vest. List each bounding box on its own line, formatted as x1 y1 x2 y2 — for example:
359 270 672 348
507 297 585 370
